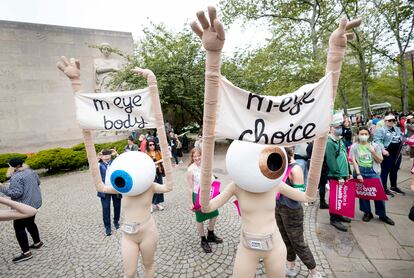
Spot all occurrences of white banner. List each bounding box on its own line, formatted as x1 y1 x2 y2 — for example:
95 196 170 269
74 88 157 130
215 73 333 146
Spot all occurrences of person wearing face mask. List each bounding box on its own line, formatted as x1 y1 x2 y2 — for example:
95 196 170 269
373 114 405 196
324 114 353 232
350 127 394 225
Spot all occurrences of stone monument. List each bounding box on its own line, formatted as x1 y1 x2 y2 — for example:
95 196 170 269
94 42 124 93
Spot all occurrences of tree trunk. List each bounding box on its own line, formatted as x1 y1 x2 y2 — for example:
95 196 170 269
339 87 349 115
400 56 409 113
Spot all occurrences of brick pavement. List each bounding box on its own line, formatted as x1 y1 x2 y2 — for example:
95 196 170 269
0 152 332 277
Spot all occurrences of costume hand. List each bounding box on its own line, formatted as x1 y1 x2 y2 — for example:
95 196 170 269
56 56 80 82
329 17 362 50
191 6 225 52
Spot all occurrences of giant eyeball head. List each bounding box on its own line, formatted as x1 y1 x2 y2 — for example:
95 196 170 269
226 140 287 193
107 151 155 196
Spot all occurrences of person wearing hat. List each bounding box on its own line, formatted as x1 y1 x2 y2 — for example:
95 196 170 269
97 149 121 236
373 114 405 196
0 157 43 263
324 113 353 232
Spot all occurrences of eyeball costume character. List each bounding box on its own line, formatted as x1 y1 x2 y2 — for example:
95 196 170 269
191 6 361 277
56 59 174 278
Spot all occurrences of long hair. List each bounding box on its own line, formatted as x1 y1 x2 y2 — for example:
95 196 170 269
188 147 202 167
146 138 160 152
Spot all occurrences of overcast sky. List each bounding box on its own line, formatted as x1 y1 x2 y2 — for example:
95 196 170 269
0 0 271 54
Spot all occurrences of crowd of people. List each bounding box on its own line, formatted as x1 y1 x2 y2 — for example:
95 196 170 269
1 113 412 273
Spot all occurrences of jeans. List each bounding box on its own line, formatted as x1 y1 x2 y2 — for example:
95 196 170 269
13 215 41 253
171 149 179 165
380 153 402 190
354 166 386 217
152 173 164 205
295 158 308 187
100 194 121 230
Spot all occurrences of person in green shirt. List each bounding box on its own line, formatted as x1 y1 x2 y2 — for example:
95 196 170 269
350 126 394 225
325 120 353 232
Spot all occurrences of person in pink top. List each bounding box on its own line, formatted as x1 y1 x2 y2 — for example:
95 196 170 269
139 134 147 152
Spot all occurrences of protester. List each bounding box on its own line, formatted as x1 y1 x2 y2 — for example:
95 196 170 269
294 142 309 188
169 131 180 167
98 149 121 236
325 116 352 232
186 148 222 253
405 115 414 159
124 135 138 152
342 117 353 150
276 147 321 278
146 139 165 212
350 127 394 225
139 134 148 152
0 157 43 263
373 114 405 196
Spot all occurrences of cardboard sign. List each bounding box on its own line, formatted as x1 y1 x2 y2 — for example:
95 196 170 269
215 73 333 146
193 180 221 212
354 178 388 201
329 179 356 218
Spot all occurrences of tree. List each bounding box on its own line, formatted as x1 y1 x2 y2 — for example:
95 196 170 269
111 24 207 129
372 0 414 113
339 0 386 122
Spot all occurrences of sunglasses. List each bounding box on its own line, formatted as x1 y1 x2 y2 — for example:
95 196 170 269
149 144 155 146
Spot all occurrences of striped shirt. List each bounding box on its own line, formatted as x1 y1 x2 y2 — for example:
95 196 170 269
0 168 42 209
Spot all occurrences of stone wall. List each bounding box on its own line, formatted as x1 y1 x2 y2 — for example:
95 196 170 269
0 20 133 153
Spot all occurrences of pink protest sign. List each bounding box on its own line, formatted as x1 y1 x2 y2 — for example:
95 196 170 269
329 179 356 218
354 178 388 201
193 180 221 212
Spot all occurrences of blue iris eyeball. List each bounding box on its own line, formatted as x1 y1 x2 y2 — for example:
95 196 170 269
106 151 156 196
226 140 287 193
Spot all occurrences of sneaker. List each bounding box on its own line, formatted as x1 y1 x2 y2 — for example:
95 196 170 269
379 216 395 226
362 212 373 222
319 202 329 209
114 223 120 230
308 271 322 278
105 227 112 236
285 267 297 277
12 252 33 263
29 241 43 249
390 187 406 196
201 241 212 253
338 215 351 223
179 160 183 164
385 189 395 197
156 204 164 211
330 220 347 232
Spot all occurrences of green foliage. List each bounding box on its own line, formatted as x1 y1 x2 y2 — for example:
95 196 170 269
0 153 27 168
25 148 86 171
110 24 206 129
0 168 8 182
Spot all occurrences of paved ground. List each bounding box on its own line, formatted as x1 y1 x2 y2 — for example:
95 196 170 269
0 147 413 277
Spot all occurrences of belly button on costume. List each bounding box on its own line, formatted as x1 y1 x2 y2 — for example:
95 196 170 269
191 6 361 277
